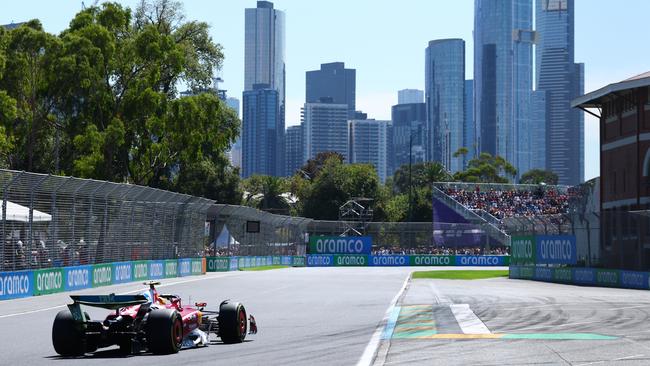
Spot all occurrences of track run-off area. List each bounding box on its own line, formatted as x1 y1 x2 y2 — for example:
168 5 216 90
2 267 650 365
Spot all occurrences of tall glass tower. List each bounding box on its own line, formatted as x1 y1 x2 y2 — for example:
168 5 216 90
306 62 356 119
425 39 465 173
243 1 286 176
474 0 534 176
242 85 279 178
536 0 584 185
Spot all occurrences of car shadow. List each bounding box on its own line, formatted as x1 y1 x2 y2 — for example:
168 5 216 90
46 341 255 360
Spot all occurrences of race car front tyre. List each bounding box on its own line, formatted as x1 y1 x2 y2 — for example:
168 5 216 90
146 309 183 354
52 309 85 356
218 301 247 344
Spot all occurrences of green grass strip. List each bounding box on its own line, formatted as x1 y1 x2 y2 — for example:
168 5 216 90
412 270 509 280
239 265 289 271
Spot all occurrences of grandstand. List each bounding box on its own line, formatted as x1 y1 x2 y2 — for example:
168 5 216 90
432 182 575 245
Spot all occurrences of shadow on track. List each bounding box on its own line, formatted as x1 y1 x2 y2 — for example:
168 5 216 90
44 340 255 360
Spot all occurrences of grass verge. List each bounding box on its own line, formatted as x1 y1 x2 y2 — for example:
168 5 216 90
239 265 289 271
412 270 508 280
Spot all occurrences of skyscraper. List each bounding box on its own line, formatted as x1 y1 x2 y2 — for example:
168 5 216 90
243 1 285 176
425 39 466 173
348 119 390 182
226 97 242 169
306 62 356 119
474 0 534 175
536 0 584 184
285 125 303 176
390 103 427 175
398 89 424 104
242 84 279 178
302 100 349 161
464 79 476 165
530 90 547 170
226 97 240 118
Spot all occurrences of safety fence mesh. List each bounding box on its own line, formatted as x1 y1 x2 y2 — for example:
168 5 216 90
0 170 212 271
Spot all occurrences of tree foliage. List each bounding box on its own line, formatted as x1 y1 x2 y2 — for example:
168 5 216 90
453 152 517 183
242 175 290 214
0 1 240 202
298 151 344 180
392 161 452 194
293 156 385 221
520 169 559 185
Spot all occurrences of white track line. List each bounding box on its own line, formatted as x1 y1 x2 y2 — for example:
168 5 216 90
356 274 411 366
0 273 236 319
450 304 491 334
575 354 646 366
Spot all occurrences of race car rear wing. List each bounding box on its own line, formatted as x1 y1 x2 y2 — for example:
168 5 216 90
70 294 148 310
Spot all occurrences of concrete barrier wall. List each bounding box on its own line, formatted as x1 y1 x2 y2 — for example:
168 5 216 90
0 257 207 301
509 265 650 290
0 255 509 300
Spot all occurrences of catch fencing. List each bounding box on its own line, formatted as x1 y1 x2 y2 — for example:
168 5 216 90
0 170 212 272
208 205 312 256
506 211 650 271
307 221 508 255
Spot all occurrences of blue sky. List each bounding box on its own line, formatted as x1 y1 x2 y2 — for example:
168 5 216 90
3 0 650 180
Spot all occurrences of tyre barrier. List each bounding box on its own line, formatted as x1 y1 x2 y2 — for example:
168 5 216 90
510 265 650 290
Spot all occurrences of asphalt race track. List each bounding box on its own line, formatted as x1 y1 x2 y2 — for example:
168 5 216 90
2 267 650 365
0 267 411 366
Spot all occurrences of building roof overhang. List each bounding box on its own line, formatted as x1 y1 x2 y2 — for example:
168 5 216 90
572 71 650 109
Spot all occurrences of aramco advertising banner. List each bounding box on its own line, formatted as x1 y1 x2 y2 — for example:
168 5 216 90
511 235 576 265
309 236 372 255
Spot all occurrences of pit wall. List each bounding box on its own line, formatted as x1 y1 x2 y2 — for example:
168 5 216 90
509 265 649 290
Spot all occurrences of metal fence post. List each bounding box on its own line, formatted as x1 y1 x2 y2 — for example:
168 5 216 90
71 181 90 254
1 171 24 271
28 174 49 268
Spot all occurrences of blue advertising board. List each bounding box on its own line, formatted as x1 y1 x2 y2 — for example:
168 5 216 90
64 265 92 291
309 236 372 255
229 257 239 271
178 259 192 276
307 254 334 267
0 270 33 300
148 261 165 279
281 256 292 266
535 235 577 265
455 255 509 266
112 262 133 284
534 267 553 281
509 266 521 279
572 268 596 285
369 255 409 266
620 270 649 289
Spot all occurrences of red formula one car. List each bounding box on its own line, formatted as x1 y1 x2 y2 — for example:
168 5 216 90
52 281 257 356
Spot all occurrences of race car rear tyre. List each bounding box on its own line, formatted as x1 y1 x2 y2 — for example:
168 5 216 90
146 309 183 354
52 309 85 356
218 301 247 344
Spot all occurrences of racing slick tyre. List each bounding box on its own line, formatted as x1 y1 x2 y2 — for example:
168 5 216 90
146 309 183 354
52 309 85 356
218 301 247 344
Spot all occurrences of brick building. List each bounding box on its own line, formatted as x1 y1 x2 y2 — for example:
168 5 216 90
573 71 650 269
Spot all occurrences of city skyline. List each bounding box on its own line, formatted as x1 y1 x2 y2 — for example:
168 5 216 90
6 0 650 181
242 1 286 177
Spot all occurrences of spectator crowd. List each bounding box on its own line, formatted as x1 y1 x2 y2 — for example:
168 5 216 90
443 186 570 220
